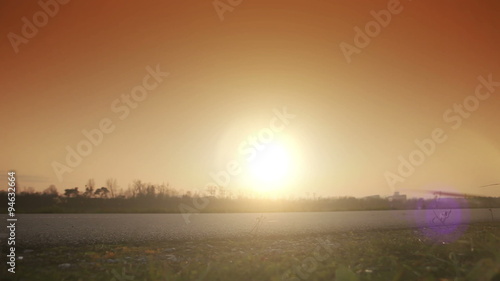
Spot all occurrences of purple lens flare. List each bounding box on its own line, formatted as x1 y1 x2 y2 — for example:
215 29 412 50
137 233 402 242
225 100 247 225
413 190 471 243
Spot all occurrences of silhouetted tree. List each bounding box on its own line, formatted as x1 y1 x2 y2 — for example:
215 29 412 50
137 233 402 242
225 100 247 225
105 178 117 198
94 187 110 198
146 184 156 197
84 179 95 197
131 180 146 197
64 187 79 197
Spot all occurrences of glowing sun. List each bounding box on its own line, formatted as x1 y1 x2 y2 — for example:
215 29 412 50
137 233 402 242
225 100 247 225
247 142 294 192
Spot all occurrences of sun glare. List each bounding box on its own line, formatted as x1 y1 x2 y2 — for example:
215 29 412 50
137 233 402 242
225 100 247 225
247 141 295 193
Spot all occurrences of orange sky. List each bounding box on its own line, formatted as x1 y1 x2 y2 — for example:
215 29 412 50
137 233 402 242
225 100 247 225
1 0 499 198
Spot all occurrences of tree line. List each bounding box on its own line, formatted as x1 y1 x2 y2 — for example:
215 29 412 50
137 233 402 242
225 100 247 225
1 179 499 213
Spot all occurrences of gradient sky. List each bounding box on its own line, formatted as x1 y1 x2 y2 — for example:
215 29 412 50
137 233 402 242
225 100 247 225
1 0 499 198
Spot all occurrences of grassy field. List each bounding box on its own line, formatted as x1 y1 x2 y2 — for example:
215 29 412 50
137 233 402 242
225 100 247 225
2 223 499 281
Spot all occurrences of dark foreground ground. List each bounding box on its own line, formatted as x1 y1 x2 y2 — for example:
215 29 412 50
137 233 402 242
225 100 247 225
1 222 499 281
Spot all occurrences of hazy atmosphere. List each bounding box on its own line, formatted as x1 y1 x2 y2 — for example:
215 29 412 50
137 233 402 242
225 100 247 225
2 0 500 198
2 1 500 281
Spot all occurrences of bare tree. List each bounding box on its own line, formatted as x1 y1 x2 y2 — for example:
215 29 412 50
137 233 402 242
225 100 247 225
105 178 118 198
132 180 145 197
84 178 95 197
145 184 155 197
160 182 178 197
